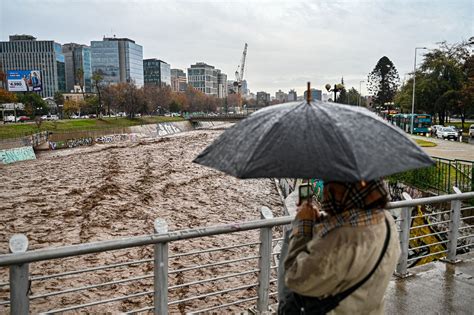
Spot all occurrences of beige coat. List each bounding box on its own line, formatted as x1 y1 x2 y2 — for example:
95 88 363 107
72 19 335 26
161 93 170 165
284 211 400 314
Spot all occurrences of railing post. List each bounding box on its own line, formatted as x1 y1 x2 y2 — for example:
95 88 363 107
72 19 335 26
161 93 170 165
154 219 168 315
9 234 29 315
444 187 462 263
257 206 273 313
396 193 412 278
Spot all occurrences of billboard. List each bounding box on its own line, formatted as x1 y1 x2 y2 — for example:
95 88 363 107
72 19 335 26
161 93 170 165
7 70 42 92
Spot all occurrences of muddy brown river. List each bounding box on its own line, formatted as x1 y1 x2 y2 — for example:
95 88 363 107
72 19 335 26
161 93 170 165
0 128 284 314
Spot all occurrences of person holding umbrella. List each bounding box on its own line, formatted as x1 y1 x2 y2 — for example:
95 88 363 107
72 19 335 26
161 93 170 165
279 179 400 314
194 83 433 314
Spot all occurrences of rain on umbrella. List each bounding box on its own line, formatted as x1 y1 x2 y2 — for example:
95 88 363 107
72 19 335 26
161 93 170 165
194 85 434 182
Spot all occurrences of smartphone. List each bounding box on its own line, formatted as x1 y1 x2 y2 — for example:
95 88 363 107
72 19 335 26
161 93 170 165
298 184 312 205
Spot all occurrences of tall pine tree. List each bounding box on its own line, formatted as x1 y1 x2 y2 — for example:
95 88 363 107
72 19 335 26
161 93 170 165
367 56 400 110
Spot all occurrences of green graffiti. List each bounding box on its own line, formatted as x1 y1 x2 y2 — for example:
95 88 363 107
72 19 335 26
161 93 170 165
0 146 36 164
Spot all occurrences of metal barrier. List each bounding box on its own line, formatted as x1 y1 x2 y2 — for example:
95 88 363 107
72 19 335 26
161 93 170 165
0 192 473 314
389 157 474 194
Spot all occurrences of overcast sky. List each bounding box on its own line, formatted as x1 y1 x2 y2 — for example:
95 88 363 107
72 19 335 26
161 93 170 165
1 0 472 96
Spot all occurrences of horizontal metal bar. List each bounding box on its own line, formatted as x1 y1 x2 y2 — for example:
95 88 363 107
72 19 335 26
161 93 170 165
272 237 284 242
409 230 447 241
270 266 278 270
1 192 473 267
269 291 278 297
0 299 10 306
410 240 449 251
31 273 153 300
0 281 8 287
169 283 258 305
169 241 259 259
31 258 153 281
124 306 153 314
42 290 154 314
457 244 473 250
407 250 448 262
457 235 473 241
461 206 474 211
272 252 281 256
412 210 451 219
188 296 258 313
169 269 259 290
461 215 474 221
0 216 293 267
459 226 473 230
409 220 451 230
169 255 259 274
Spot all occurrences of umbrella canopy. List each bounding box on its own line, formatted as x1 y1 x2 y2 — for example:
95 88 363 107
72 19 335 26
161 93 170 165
193 100 434 182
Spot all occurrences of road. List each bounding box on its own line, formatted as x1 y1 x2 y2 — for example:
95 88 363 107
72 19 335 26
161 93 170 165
412 135 474 161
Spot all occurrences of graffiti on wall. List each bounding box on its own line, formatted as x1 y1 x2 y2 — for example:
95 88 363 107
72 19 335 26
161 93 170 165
0 146 36 164
157 123 181 136
49 137 93 150
95 134 138 144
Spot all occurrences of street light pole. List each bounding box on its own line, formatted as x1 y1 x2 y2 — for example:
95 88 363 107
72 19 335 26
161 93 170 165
358 80 364 107
411 47 428 134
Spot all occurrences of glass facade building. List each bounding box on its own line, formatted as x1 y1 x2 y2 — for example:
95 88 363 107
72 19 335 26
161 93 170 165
143 59 171 87
188 62 227 97
91 37 143 87
171 68 187 92
62 43 92 92
0 35 66 97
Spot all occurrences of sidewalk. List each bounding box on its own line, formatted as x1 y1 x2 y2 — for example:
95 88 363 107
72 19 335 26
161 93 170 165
385 252 474 314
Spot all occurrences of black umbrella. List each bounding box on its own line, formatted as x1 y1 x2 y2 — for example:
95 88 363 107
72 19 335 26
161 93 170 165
193 100 434 182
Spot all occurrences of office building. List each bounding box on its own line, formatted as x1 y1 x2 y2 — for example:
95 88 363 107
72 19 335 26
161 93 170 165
288 89 297 102
62 43 92 92
275 89 288 103
171 69 187 92
217 72 227 98
0 34 66 97
188 62 227 97
304 88 322 101
256 91 271 107
143 59 171 87
91 37 143 87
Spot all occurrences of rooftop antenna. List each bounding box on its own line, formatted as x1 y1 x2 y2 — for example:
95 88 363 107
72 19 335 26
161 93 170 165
307 82 311 104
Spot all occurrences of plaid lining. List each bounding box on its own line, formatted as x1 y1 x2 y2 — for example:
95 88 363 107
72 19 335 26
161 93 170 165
293 180 388 238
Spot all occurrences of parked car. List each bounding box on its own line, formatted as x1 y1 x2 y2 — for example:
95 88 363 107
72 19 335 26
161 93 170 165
431 125 443 137
447 125 462 137
70 114 80 119
3 115 16 123
437 127 458 141
41 114 59 121
17 116 30 122
469 124 474 138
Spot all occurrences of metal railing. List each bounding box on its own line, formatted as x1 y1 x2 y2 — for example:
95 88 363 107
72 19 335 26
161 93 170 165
0 191 473 314
389 157 474 193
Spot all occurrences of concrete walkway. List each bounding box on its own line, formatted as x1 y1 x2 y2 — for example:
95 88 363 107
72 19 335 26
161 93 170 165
411 135 474 161
385 252 473 314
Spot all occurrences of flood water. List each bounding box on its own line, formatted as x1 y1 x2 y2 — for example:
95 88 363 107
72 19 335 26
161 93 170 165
0 128 284 313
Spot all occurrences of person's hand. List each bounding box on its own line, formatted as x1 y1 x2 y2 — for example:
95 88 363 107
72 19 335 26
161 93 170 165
292 201 320 238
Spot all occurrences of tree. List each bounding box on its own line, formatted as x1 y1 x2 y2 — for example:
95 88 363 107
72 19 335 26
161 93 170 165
92 71 104 116
18 93 48 117
367 56 400 110
63 99 81 116
345 87 366 106
0 88 17 103
54 91 64 105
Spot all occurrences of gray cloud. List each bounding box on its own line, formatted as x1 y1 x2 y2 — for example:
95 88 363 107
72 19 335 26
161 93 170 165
1 0 472 96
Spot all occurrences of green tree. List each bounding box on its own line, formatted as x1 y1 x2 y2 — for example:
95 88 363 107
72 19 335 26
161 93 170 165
18 93 48 117
0 88 17 103
367 56 400 110
92 71 104 116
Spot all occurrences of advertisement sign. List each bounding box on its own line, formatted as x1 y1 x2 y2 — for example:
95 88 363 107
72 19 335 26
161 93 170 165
7 70 42 92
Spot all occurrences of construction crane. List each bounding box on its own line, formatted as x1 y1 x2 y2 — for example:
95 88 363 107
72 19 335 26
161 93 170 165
234 43 248 96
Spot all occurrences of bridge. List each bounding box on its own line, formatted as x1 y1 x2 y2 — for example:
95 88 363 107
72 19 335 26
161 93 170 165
186 113 249 123
0 189 472 314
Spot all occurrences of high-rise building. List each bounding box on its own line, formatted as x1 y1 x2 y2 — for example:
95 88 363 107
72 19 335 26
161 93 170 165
304 88 322 101
241 80 249 96
256 91 271 107
188 62 226 97
0 34 66 97
90 37 143 87
171 69 187 92
62 43 92 92
143 59 171 87
288 89 297 102
275 89 288 103
217 72 227 98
